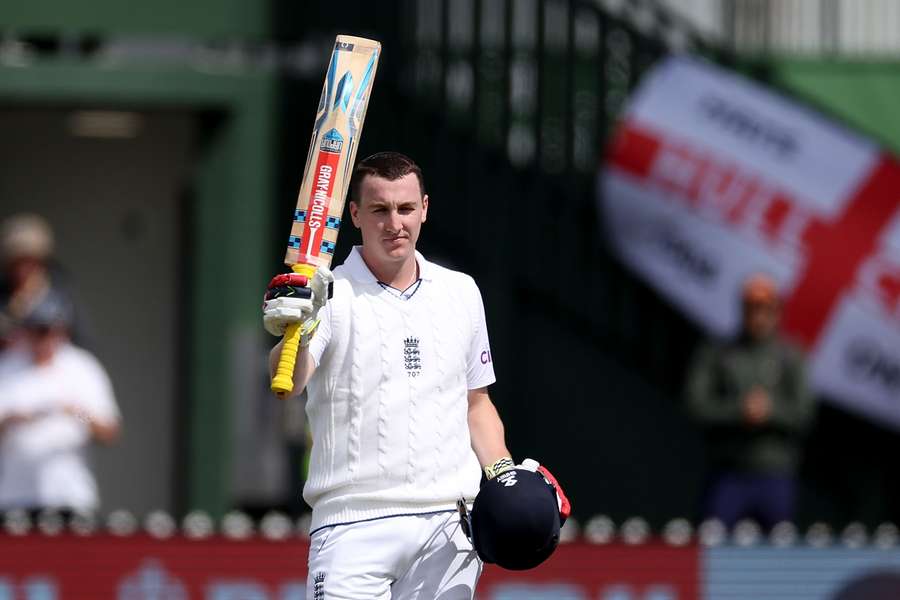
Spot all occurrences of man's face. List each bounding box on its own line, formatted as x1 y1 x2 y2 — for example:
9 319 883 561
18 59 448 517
743 300 779 341
349 173 428 266
24 325 66 365
6 256 46 288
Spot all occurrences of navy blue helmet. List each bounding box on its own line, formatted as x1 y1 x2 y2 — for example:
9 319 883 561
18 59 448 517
469 466 564 570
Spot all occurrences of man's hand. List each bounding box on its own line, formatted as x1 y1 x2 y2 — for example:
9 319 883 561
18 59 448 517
60 404 120 444
262 266 333 338
742 387 772 426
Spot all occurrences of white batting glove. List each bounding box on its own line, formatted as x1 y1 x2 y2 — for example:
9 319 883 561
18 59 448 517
262 265 333 338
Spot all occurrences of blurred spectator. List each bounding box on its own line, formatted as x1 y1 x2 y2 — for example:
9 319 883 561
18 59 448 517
686 273 815 529
0 213 89 351
0 290 120 514
0 213 55 349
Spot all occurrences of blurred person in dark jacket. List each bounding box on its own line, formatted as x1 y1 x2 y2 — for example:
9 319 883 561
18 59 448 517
686 273 815 529
0 290 120 514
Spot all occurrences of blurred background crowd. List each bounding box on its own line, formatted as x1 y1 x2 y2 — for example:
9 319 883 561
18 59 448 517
1 0 899 538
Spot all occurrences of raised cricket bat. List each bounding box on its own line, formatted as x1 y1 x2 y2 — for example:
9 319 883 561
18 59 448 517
271 35 380 397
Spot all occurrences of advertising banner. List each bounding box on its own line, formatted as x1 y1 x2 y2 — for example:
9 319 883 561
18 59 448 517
0 535 699 599
704 547 900 599
478 542 699 599
5 534 900 599
0 534 307 598
601 57 900 429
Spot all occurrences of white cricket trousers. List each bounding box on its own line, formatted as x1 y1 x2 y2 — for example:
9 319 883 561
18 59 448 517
306 510 482 599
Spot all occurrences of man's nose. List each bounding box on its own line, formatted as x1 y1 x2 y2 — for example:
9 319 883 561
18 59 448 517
387 210 403 231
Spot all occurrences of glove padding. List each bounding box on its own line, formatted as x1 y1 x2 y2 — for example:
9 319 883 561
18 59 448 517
262 265 334 337
518 458 571 524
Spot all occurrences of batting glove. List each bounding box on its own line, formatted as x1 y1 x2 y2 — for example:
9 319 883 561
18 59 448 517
483 457 515 480
518 458 571 524
262 265 333 338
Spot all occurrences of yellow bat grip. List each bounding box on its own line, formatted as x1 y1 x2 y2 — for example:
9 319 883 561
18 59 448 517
271 321 302 397
271 263 319 398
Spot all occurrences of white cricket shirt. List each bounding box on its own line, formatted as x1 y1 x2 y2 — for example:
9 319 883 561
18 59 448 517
305 246 496 531
0 343 120 511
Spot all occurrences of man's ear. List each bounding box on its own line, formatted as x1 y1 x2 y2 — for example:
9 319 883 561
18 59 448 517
349 201 361 228
421 194 429 223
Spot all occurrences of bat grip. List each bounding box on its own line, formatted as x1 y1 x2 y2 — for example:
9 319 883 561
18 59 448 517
270 262 319 398
271 322 302 398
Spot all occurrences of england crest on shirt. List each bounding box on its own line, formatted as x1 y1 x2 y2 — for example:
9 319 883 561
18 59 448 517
403 337 422 377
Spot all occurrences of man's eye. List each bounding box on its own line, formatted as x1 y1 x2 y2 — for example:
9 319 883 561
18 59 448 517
372 207 386 213
398 206 415 214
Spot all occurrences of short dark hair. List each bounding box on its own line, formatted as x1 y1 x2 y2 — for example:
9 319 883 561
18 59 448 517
349 152 425 204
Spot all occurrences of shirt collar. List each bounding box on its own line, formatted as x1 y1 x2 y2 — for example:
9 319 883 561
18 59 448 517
343 245 434 284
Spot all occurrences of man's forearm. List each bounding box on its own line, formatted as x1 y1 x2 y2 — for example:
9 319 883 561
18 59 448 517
467 389 511 468
686 349 744 426
687 389 745 425
768 387 816 433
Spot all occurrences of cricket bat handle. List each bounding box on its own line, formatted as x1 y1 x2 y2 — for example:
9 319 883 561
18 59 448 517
271 321 302 398
271 263 318 398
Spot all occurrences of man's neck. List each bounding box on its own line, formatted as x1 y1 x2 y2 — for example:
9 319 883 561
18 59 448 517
32 352 55 366
360 248 419 289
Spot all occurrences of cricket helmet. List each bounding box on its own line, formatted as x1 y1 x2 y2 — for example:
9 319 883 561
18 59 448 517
469 463 564 570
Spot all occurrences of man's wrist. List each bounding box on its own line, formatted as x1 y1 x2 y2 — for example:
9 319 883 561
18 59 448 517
483 456 514 480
